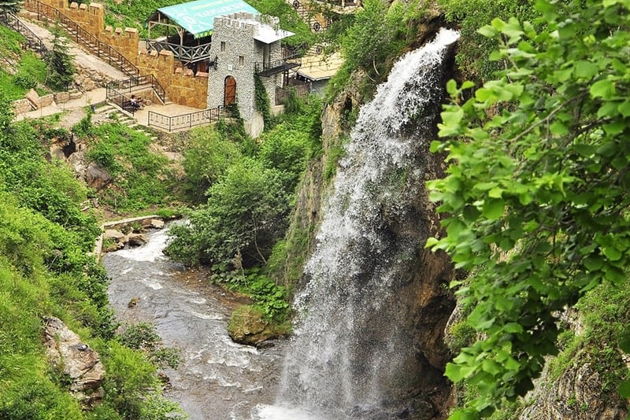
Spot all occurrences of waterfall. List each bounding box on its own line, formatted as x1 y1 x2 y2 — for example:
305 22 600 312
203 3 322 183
259 28 459 420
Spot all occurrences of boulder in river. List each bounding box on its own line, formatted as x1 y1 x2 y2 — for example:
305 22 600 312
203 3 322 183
43 317 105 408
126 233 148 247
227 305 288 347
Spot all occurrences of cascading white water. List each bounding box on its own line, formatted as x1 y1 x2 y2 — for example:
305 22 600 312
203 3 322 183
258 28 459 420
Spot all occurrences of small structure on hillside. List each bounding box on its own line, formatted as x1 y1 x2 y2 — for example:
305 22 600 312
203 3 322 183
206 12 296 136
146 0 259 72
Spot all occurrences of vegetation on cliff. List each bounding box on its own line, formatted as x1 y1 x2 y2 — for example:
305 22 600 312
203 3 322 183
0 96 180 419
427 0 629 417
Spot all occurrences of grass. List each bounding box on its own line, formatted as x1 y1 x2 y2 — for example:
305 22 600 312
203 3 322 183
85 123 177 213
0 26 51 100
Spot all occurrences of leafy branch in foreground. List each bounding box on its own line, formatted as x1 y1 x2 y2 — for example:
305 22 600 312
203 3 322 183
427 0 629 417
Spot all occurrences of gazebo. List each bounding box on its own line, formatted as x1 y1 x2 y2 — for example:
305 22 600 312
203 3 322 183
146 0 259 68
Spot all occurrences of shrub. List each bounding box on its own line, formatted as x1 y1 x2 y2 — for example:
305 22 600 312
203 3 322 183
182 126 242 203
166 158 291 268
259 123 311 190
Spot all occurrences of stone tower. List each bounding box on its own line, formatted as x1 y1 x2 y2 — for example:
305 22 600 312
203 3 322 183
207 13 292 137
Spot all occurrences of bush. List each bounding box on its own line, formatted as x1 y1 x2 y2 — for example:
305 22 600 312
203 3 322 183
86 123 173 212
259 123 311 190
166 158 291 268
182 126 242 203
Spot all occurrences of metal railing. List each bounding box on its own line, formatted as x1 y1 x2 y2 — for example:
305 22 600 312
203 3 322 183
255 53 301 75
106 74 166 104
145 39 213 64
0 10 47 54
106 89 138 115
147 107 224 132
23 0 139 77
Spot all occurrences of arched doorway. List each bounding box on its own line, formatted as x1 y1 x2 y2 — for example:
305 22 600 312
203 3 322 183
224 76 236 106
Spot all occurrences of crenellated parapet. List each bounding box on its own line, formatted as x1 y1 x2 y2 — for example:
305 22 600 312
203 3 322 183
26 0 209 108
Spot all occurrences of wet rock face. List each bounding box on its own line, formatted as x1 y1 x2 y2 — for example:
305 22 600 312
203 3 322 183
43 317 105 408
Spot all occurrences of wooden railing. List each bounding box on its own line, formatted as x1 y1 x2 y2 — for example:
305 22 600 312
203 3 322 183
145 39 213 64
23 0 139 77
0 10 47 54
147 107 224 132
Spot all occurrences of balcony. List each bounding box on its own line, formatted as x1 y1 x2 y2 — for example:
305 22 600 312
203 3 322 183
145 39 213 64
255 54 300 77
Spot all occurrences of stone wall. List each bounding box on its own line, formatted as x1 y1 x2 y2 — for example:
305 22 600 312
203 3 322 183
137 50 208 108
33 0 208 108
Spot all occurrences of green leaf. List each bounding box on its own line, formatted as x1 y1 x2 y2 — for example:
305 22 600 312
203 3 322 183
478 25 498 38
482 199 505 220
447 79 458 95
574 61 598 78
482 359 502 375
590 79 616 99
425 237 439 249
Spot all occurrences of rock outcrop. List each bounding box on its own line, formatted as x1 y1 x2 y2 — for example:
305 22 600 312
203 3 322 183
519 352 628 420
43 317 105 408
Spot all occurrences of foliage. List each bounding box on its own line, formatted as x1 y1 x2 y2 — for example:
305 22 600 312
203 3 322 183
45 29 74 92
0 26 49 100
166 158 291 268
259 122 311 190
119 323 181 369
245 0 315 48
0 0 21 12
426 0 630 417
71 109 93 138
254 73 273 129
85 123 173 212
327 0 426 98
182 126 242 203
0 103 178 419
438 0 537 80
323 135 348 181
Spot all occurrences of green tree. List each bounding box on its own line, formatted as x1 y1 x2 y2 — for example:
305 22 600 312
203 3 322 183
166 159 291 268
426 0 630 417
182 127 242 203
0 0 21 12
46 29 74 91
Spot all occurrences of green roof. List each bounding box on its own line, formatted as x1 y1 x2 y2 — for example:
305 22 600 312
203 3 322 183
157 0 259 38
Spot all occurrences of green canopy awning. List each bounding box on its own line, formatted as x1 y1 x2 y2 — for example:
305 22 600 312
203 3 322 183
157 0 259 38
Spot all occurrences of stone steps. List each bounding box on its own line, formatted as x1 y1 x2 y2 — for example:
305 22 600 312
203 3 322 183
94 105 159 142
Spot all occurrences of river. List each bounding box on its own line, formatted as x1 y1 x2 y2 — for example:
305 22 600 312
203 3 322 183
103 225 285 420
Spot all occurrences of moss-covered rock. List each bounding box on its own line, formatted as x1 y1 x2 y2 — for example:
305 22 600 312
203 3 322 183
227 305 289 347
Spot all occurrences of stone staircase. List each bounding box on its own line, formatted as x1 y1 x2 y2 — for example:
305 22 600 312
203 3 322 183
94 104 158 142
23 0 139 77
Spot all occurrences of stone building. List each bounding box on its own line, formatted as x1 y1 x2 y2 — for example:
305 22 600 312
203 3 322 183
206 13 295 136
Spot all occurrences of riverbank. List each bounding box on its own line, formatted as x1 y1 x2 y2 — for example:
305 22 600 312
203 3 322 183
102 224 286 419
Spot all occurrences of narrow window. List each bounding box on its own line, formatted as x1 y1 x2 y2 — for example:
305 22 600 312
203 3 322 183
239 55 244 66
220 41 226 52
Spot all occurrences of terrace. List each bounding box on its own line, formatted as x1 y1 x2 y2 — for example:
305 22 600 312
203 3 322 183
146 0 259 66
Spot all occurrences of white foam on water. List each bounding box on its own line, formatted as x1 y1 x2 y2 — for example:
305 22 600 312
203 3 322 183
254 405 321 420
141 278 163 290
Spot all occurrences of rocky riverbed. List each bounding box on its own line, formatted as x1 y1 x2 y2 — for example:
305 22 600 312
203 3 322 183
103 224 286 420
